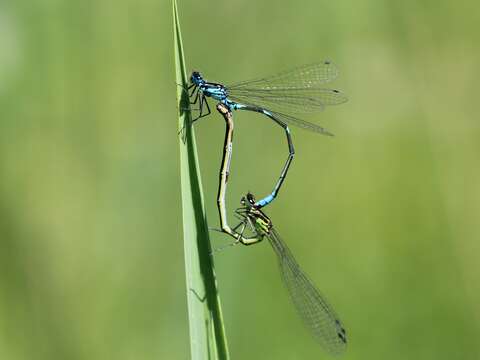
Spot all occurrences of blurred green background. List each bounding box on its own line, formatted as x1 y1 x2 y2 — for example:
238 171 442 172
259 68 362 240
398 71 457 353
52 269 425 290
1 0 479 359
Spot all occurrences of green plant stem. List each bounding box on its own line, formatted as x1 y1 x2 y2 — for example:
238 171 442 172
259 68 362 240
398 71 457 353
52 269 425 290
173 1 230 359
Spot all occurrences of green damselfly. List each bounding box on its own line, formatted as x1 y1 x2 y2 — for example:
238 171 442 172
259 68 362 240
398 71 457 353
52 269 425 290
214 103 348 355
232 193 347 355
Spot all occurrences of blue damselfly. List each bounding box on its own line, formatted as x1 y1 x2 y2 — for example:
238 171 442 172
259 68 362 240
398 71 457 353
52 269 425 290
188 62 347 209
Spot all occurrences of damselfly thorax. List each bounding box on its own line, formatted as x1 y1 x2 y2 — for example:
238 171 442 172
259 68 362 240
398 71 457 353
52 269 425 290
200 82 229 102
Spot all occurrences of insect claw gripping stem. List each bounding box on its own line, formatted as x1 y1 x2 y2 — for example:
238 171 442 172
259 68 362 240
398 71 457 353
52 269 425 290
176 82 193 95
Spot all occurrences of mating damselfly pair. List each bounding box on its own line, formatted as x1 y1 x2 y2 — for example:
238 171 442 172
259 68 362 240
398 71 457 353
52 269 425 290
185 63 348 355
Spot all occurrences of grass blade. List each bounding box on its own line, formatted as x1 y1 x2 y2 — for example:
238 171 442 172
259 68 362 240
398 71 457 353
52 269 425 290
173 1 230 359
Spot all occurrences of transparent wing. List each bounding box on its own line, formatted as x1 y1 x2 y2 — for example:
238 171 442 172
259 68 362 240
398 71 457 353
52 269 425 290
226 62 346 114
268 228 347 355
228 88 348 115
227 62 339 90
264 109 335 136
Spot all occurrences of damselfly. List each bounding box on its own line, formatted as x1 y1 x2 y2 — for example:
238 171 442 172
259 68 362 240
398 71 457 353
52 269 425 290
231 192 347 355
188 62 347 209
214 104 347 354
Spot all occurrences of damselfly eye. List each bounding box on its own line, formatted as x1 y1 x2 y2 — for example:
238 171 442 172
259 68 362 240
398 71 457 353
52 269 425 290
190 71 201 82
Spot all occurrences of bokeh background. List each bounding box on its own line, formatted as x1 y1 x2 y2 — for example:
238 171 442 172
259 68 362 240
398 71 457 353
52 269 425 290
1 0 479 359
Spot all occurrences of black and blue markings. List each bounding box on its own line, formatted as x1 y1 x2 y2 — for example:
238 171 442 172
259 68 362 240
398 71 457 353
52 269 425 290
187 63 347 208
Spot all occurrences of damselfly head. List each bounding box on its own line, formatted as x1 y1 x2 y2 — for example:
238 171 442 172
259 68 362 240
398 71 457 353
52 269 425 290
190 71 203 85
240 192 256 208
